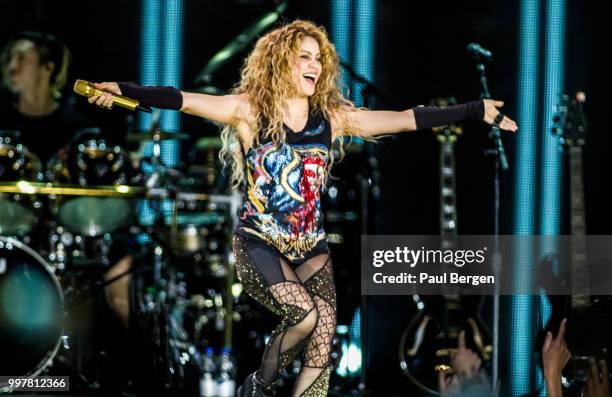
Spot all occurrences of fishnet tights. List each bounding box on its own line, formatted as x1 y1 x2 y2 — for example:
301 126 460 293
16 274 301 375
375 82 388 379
293 255 336 396
233 236 335 397
258 281 318 384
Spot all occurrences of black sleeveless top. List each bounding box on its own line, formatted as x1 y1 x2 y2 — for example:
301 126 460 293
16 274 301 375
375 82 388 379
235 110 333 264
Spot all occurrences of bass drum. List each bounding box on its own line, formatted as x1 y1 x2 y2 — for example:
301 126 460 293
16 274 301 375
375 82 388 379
0 237 64 387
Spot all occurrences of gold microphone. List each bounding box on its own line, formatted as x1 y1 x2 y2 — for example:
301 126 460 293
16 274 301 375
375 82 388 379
73 79 152 113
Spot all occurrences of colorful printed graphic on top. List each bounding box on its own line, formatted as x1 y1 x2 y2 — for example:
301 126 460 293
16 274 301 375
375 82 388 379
239 139 329 262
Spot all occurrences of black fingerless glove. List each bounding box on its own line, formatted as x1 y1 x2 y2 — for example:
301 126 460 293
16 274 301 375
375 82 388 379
413 100 484 130
118 82 183 110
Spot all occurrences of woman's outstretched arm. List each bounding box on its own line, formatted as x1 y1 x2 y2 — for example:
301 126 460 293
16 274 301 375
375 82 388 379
181 91 250 127
333 99 518 139
88 82 250 128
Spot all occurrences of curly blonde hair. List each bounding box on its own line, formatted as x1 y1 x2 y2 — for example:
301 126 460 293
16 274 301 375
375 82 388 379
220 19 365 188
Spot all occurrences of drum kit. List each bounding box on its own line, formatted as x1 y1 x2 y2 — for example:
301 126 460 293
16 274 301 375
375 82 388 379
0 128 247 393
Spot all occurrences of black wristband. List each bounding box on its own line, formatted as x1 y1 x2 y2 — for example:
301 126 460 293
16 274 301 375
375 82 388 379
118 82 183 110
413 100 484 130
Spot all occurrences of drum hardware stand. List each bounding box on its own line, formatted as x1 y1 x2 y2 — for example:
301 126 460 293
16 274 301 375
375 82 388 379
470 47 508 391
139 233 186 389
337 60 387 396
140 109 177 190
138 130 204 389
135 108 180 385
222 189 243 351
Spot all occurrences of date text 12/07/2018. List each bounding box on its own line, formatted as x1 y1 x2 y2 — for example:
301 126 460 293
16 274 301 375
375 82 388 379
372 272 495 286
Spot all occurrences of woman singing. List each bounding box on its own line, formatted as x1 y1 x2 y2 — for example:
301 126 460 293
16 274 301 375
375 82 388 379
89 19 517 397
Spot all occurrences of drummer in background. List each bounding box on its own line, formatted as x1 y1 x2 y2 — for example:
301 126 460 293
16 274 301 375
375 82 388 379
0 31 92 164
0 31 132 329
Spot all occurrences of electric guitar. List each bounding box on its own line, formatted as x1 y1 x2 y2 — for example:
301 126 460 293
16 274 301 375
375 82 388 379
398 98 493 395
542 92 611 387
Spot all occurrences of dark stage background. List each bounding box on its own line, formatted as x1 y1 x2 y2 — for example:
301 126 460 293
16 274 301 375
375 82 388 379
1 0 610 395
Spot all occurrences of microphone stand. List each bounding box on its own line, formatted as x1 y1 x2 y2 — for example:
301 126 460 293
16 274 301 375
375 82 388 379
339 61 389 106
471 55 508 390
193 1 288 86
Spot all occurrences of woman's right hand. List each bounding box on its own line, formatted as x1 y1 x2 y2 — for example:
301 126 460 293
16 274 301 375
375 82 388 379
88 82 122 109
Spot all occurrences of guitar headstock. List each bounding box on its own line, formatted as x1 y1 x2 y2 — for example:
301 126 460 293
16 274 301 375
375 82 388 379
431 97 463 143
553 92 588 147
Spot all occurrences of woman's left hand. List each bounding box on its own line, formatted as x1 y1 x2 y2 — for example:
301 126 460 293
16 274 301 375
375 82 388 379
483 99 518 132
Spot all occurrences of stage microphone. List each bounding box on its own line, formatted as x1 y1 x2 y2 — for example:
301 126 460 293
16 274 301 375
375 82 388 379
73 79 152 113
467 43 492 60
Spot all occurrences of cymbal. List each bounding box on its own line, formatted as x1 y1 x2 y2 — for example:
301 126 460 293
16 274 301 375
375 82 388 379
195 136 222 149
0 181 146 197
195 86 225 95
127 131 190 141
0 181 213 201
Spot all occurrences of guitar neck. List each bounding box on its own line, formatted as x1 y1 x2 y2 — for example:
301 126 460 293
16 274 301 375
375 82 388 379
569 145 589 307
439 139 457 249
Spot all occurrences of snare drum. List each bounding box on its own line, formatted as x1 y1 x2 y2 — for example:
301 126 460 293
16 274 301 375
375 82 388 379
49 133 133 236
0 237 64 384
165 204 230 278
0 134 43 236
181 137 228 194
